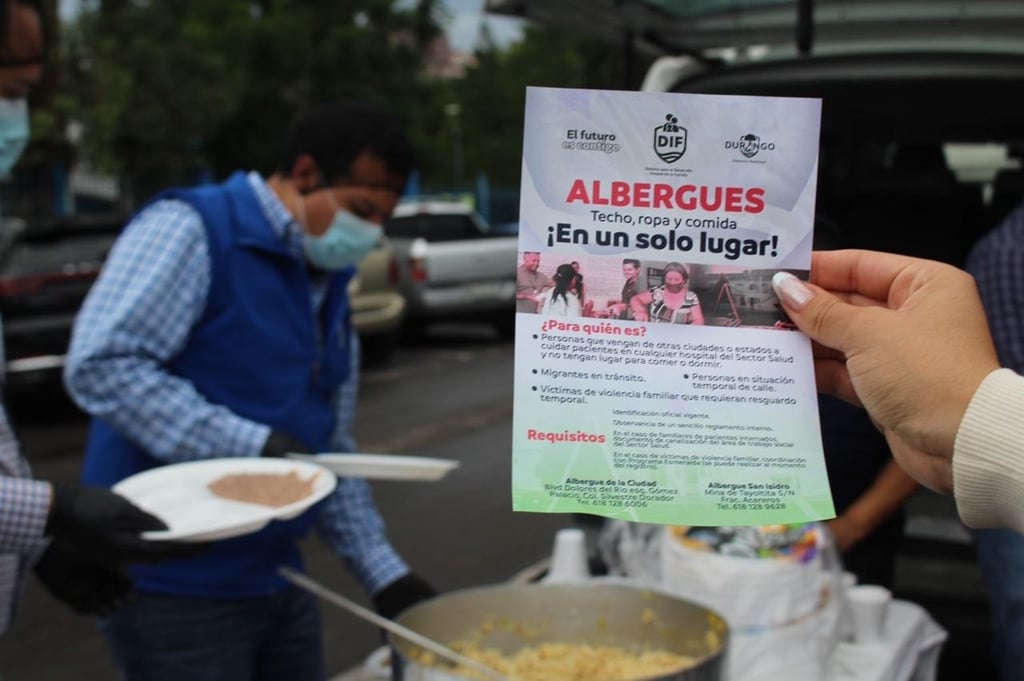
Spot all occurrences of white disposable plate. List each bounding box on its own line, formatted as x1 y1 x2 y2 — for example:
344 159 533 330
112 458 336 542
286 453 460 482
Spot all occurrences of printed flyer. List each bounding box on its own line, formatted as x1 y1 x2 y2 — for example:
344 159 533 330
512 86 833 525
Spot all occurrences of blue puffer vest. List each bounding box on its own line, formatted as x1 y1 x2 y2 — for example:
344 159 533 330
82 172 354 597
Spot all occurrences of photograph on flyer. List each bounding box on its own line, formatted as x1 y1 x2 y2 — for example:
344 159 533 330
516 250 805 330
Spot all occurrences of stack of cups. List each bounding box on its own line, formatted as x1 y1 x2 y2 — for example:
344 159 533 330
545 528 590 583
848 585 892 645
837 572 859 642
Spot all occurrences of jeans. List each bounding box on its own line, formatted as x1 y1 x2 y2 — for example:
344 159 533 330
100 586 326 681
973 528 1024 681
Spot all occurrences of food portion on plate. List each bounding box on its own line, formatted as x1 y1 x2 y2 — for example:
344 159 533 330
208 470 322 508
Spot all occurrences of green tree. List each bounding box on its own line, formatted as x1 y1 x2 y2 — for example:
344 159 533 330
206 0 447 180
28 2 649 213
65 2 253 199
61 0 447 200
455 22 651 187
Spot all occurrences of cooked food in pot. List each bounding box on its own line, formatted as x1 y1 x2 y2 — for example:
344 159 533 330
393 583 727 681
207 471 318 507
416 641 696 681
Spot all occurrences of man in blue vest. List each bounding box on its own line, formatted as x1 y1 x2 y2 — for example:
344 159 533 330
64 101 436 680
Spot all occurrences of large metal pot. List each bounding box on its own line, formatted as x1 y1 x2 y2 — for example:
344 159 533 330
389 582 728 681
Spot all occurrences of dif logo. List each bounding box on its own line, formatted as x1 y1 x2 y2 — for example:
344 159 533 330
654 114 687 163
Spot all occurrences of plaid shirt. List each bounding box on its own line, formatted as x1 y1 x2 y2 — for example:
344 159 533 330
967 202 1024 374
64 172 408 593
0 391 52 635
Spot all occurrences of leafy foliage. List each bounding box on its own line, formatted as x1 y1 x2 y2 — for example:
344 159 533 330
447 23 651 187
25 2 646 204
60 0 445 197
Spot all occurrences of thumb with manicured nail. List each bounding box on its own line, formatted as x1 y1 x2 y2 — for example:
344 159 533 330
771 252 1001 493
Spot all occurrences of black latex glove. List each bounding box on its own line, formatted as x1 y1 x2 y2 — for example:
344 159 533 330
372 573 438 620
33 541 135 616
260 429 310 457
46 483 205 564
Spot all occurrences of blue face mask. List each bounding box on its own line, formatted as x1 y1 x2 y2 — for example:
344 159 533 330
0 99 30 175
300 188 382 271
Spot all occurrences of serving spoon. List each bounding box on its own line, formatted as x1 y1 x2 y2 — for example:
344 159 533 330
279 567 509 681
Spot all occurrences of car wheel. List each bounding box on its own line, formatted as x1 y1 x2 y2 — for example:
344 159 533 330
361 330 398 366
493 312 516 339
400 317 431 342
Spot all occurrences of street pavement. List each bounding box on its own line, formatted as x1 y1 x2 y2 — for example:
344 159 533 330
0 325 1000 679
0 327 577 679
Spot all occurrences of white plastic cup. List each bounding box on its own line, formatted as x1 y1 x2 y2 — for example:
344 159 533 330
848 584 891 645
837 572 858 642
545 528 590 583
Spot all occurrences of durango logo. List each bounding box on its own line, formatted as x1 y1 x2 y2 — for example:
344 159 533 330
653 114 687 163
726 133 776 159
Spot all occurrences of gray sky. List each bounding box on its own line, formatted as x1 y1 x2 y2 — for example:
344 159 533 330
441 0 525 51
59 0 525 53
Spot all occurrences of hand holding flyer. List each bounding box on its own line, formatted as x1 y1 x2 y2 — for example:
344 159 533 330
512 86 833 525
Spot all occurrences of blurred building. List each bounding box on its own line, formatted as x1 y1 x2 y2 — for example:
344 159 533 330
423 34 478 79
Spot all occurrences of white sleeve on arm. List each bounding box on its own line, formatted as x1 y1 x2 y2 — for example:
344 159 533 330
953 368 1024 532
63 200 270 462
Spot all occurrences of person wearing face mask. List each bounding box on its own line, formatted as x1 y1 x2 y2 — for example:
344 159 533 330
63 100 437 680
1 0 203 637
0 0 34 183
0 0 33 173
630 261 706 325
0 97 27 176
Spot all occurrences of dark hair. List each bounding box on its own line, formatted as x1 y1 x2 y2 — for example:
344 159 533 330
0 0 49 66
623 258 640 269
550 264 578 306
279 100 415 186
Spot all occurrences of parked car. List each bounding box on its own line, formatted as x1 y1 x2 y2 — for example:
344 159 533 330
492 0 1024 263
0 214 121 395
384 199 519 336
0 213 406 397
646 31 1024 269
348 236 406 365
